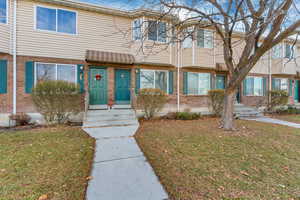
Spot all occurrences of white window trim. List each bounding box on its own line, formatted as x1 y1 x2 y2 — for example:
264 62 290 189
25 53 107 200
0 0 8 25
132 18 142 41
34 5 78 35
187 72 211 95
274 78 288 91
197 28 214 49
34 62 77 84
244 76 264 96
146 19 167 43
140 69 169 93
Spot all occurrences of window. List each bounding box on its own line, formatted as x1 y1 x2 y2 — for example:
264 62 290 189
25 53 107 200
197 29 213 48
35 63 77 83
133 18 142 40
140 70 168 93
0 0 7 24
272 44 282 59
273 78 288 91
285 43 296 59
182 28 193 48
187 72 211 95
216 75 226 89
244 76 264 96
147 20 166 42
36 6 77 34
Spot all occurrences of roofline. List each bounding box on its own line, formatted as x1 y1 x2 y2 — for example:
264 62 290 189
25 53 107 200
36 0 177 20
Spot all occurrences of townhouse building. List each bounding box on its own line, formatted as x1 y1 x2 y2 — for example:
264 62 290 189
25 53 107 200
0 0 300 125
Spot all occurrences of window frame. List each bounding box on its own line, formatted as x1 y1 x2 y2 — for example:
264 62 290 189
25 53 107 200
132 18 142 41
34 62 77 84
272 43 282 59
284 43 296 59
146 20 167 43
0 0 8 25
244 76 264 96
34 5 78 35
182 27 193 49
187 72 211 95
197 28 213 49
140 69 169 93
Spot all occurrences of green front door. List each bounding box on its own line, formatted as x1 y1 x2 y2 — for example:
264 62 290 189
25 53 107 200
295 80 299 102
115 69 131 104
89 68 107 105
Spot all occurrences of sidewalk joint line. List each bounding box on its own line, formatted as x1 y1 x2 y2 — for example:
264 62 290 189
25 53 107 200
94 155 144 163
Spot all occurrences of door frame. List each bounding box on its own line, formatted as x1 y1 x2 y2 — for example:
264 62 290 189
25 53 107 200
114 68 131 105
88 66 108 105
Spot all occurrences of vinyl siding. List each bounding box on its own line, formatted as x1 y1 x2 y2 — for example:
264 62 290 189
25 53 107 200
0 0 11 54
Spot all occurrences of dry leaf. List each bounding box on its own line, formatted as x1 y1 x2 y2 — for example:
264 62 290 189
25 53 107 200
38 194 48 200
86 176 93 180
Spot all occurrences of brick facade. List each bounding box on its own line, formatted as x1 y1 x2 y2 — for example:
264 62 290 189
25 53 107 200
0 54 297 114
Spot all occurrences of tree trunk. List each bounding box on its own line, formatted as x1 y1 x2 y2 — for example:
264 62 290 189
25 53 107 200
222 89 236 130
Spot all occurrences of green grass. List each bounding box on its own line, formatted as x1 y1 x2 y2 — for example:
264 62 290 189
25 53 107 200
135 118 300 200
0 126 95 200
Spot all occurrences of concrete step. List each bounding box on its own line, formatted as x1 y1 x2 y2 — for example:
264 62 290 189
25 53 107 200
234 104 263 118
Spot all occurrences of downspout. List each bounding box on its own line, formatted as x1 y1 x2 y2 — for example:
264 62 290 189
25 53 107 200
12 0 17 114
177 42 180 112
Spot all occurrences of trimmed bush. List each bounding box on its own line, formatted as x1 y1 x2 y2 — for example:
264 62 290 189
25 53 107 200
137 88 167 119
32 81 82 124
268 90 289 111
164 112 202 120
9 113 31 126
208 89 225 116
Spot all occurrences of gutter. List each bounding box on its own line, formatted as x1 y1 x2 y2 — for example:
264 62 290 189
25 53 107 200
12 0 17 114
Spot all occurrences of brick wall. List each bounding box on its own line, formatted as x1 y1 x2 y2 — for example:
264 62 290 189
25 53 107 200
0 53 13 113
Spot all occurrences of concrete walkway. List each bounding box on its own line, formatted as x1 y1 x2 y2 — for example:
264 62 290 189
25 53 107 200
83 109 168 200
245 116 300 128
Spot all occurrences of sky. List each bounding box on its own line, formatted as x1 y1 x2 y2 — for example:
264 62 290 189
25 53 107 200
78 0 142 10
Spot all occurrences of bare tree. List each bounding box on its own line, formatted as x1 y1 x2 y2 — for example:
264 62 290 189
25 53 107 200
133 0 300 130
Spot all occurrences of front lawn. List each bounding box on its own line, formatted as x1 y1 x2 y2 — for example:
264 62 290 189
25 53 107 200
135 118 300 199
0 126 95 200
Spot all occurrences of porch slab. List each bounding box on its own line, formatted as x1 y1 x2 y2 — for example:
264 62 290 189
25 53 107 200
94 137 143 162
86 156 168 200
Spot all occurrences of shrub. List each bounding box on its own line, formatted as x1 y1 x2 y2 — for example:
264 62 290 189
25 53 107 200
274 105 300 115
163 112 202 120
9 113 31 126
208 89 225 116
137 88 167 119
32 81 82 124
267 90 289 111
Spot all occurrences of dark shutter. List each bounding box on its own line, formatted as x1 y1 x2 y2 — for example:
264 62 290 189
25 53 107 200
135 68 140 94
168 71 174 94
77 64 84 93
289 79 293 96
263 77 267 96
183 72 188 95
25 61 34 94
0 60 7 94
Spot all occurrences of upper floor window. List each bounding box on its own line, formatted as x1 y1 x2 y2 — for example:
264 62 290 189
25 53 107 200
0 0 7 24
197 29 213 48
133 18 142 40
244 76 265 96
285 43 296 59
140 69 168 93
187 72 211 95
147 20 166 42
216 74 226 89
272 44 282 59
35 62 77 83
36 6 77 34
182 28 193 48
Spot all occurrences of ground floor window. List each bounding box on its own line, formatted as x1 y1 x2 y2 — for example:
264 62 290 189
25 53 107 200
187 72 211 95
244 76 265 96
140 69 168 93
216 74 226 89
273 78 288 91
35 62 77 83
